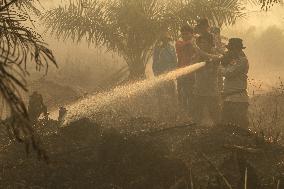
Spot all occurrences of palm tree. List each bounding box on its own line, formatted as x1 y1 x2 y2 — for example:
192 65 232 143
0 0 57 158
43 0 248 80
44 0 167 79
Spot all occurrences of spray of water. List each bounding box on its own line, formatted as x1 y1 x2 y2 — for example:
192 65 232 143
64 62 206 124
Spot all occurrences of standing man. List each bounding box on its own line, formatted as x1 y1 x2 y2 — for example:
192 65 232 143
152 32 177 118
220 38 249 128
175 25 199 115
193 18 222 125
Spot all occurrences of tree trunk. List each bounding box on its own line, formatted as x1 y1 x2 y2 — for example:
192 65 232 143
127 61 146 81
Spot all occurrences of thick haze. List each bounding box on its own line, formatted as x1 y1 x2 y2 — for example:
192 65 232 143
224 5 284 88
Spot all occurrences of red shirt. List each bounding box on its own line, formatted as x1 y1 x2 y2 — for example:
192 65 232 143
175 40 198 68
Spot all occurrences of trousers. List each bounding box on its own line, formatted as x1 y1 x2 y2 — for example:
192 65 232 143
192 96 221 125
177 75 195 114
221 101 249 128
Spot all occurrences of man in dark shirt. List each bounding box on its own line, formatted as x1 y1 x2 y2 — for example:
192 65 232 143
220 38 249 128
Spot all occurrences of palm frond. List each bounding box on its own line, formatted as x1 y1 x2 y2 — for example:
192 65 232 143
169 0 245 29
0 0 57 159
256 0 282 10
43 0 166 70
240 0 282 9
43 0 106 44
43 0 246 78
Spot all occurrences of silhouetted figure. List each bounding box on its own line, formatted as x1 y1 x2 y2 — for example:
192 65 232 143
220 38 249 128
28 91 47 125
58 106 67 125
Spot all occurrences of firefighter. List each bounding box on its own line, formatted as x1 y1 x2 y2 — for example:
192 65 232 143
220 38 249 128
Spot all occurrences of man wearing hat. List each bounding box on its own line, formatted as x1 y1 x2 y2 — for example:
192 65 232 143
220 38 249 128
192 18 222 126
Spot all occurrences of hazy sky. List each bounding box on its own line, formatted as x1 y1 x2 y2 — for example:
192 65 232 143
41 1 284 31
226 5 284 33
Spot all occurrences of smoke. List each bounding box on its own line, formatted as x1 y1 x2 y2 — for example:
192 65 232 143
224 5 284 87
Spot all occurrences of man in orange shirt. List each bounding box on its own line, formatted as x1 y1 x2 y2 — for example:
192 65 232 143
175 25 199 115
176 23 222 120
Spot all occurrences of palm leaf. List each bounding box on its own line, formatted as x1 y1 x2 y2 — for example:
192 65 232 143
43 0 166 77
0 0 57 159
169 0 245 29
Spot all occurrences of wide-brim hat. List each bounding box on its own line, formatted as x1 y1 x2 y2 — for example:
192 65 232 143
226 38 246 50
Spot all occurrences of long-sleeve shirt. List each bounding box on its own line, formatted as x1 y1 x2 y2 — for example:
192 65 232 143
152 43 177 76
175 40 198 68
222 51 249 102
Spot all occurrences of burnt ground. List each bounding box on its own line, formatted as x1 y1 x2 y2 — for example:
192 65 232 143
1 85 284 189
1 114 284 189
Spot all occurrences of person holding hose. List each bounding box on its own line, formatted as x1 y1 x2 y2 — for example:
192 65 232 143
220 38 249 128
176 22 221 121
192 18 222 126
